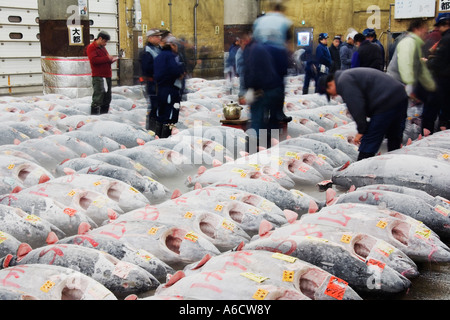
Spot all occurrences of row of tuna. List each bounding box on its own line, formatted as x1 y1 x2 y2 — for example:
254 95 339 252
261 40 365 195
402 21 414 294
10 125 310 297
0 75 448 300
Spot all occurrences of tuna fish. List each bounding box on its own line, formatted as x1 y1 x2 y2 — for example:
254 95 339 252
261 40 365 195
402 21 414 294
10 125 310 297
2 244 159 299
300 203 450 262
0 204 65 248
19 182 125 226
155 250 362 300
78 120 153 148
279 137 352 167
330 189 450 239
0 193 97 236
303 133 359 161
255 220 419 278
87 219 221 269
56 233 174 282
331 154 450 199
0 231 30 259
115 145 195 179
0 287 38 300
46 173 151 212
211 179 324 215
243 234 411 294
0 264 116 300
186 163 295 189
160 188 290 236
69 163 170 203
116 205 251 251
0 155 53 193
64 130 124 153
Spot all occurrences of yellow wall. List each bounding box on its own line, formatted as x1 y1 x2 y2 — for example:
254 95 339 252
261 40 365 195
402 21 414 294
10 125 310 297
261 0 439 49
118 0 443 79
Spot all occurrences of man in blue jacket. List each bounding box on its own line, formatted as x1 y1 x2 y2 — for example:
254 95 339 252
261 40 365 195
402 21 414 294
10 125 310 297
316 33 332 76
141 29 162 131
154 36 185 138
318 68 408 161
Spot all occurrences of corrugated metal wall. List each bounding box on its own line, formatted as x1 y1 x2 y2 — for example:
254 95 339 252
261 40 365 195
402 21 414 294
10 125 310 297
0 0 119 95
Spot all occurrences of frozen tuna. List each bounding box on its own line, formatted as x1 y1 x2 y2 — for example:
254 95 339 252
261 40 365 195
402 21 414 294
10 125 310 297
0 264 116 300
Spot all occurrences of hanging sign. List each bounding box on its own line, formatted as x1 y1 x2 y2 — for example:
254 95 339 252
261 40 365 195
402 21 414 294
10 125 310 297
68 25 84 46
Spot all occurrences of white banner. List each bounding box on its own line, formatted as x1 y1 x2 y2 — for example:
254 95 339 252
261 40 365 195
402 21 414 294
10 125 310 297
440 0 450 11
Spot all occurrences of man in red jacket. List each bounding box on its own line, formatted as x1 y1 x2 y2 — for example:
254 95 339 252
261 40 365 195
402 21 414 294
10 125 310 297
86 31 118 115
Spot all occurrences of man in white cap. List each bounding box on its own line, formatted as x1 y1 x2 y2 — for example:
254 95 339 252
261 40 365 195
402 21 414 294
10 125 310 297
141 28 162 131
340 31 357 70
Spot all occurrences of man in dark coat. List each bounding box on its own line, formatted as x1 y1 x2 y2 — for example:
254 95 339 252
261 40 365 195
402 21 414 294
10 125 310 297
318 68 408 161
427 14 450 131
154 36 185 138
351 33 383 71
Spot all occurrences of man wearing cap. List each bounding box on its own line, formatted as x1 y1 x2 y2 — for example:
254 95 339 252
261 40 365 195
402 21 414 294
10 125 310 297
154 35 185 138
340 31 357 70
316 33 332 76
329 35 342 73
427 13 450 132
141 28 162 131
363 28 385 70
317 68 408 160
351 33 383 71
86 31 118 115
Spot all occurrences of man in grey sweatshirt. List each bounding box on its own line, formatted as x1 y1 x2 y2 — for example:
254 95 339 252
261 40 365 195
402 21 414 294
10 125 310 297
318 68 408 160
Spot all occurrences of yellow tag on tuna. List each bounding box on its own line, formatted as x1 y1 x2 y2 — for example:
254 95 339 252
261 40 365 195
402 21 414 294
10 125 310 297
40 280 55 293
241 272 269 283
340 234 352 244
184 231 199 242
282 270 295 282
253 288 269 300
376 220 388 229
272 252 297 263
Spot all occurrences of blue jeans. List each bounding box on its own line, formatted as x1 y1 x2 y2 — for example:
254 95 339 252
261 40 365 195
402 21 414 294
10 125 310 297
359 98 408 159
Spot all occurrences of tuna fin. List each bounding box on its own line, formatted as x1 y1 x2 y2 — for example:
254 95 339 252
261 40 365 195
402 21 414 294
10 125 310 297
78 222 91 235
164 270 185 288
46 232 59 245
197 166 207 175
212 159 222 167
418 134 423 140
338 161 350 171
407 138 412 145
2 254 14 268
63 167 76 175
239 151 249 157
136 138 145 146
172 127 180 135
349 185 356 192
194 182 202 190
326 188 337 206
16 243 32 261
423 128 431 137
319 127 325 133
107 208 118 220
283 209 298 223
258 219 273 237
191 254 212 270
38 174 50 184
224 156 234 163
11 186 22 193
124 294 138 300
286 135 292 140
308 200 319 213
171 189 182 199
235 241 245 251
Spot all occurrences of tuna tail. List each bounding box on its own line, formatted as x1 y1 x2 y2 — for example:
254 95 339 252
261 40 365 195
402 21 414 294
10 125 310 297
1 254 15 269
308 200 319 213
194 182 202 190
